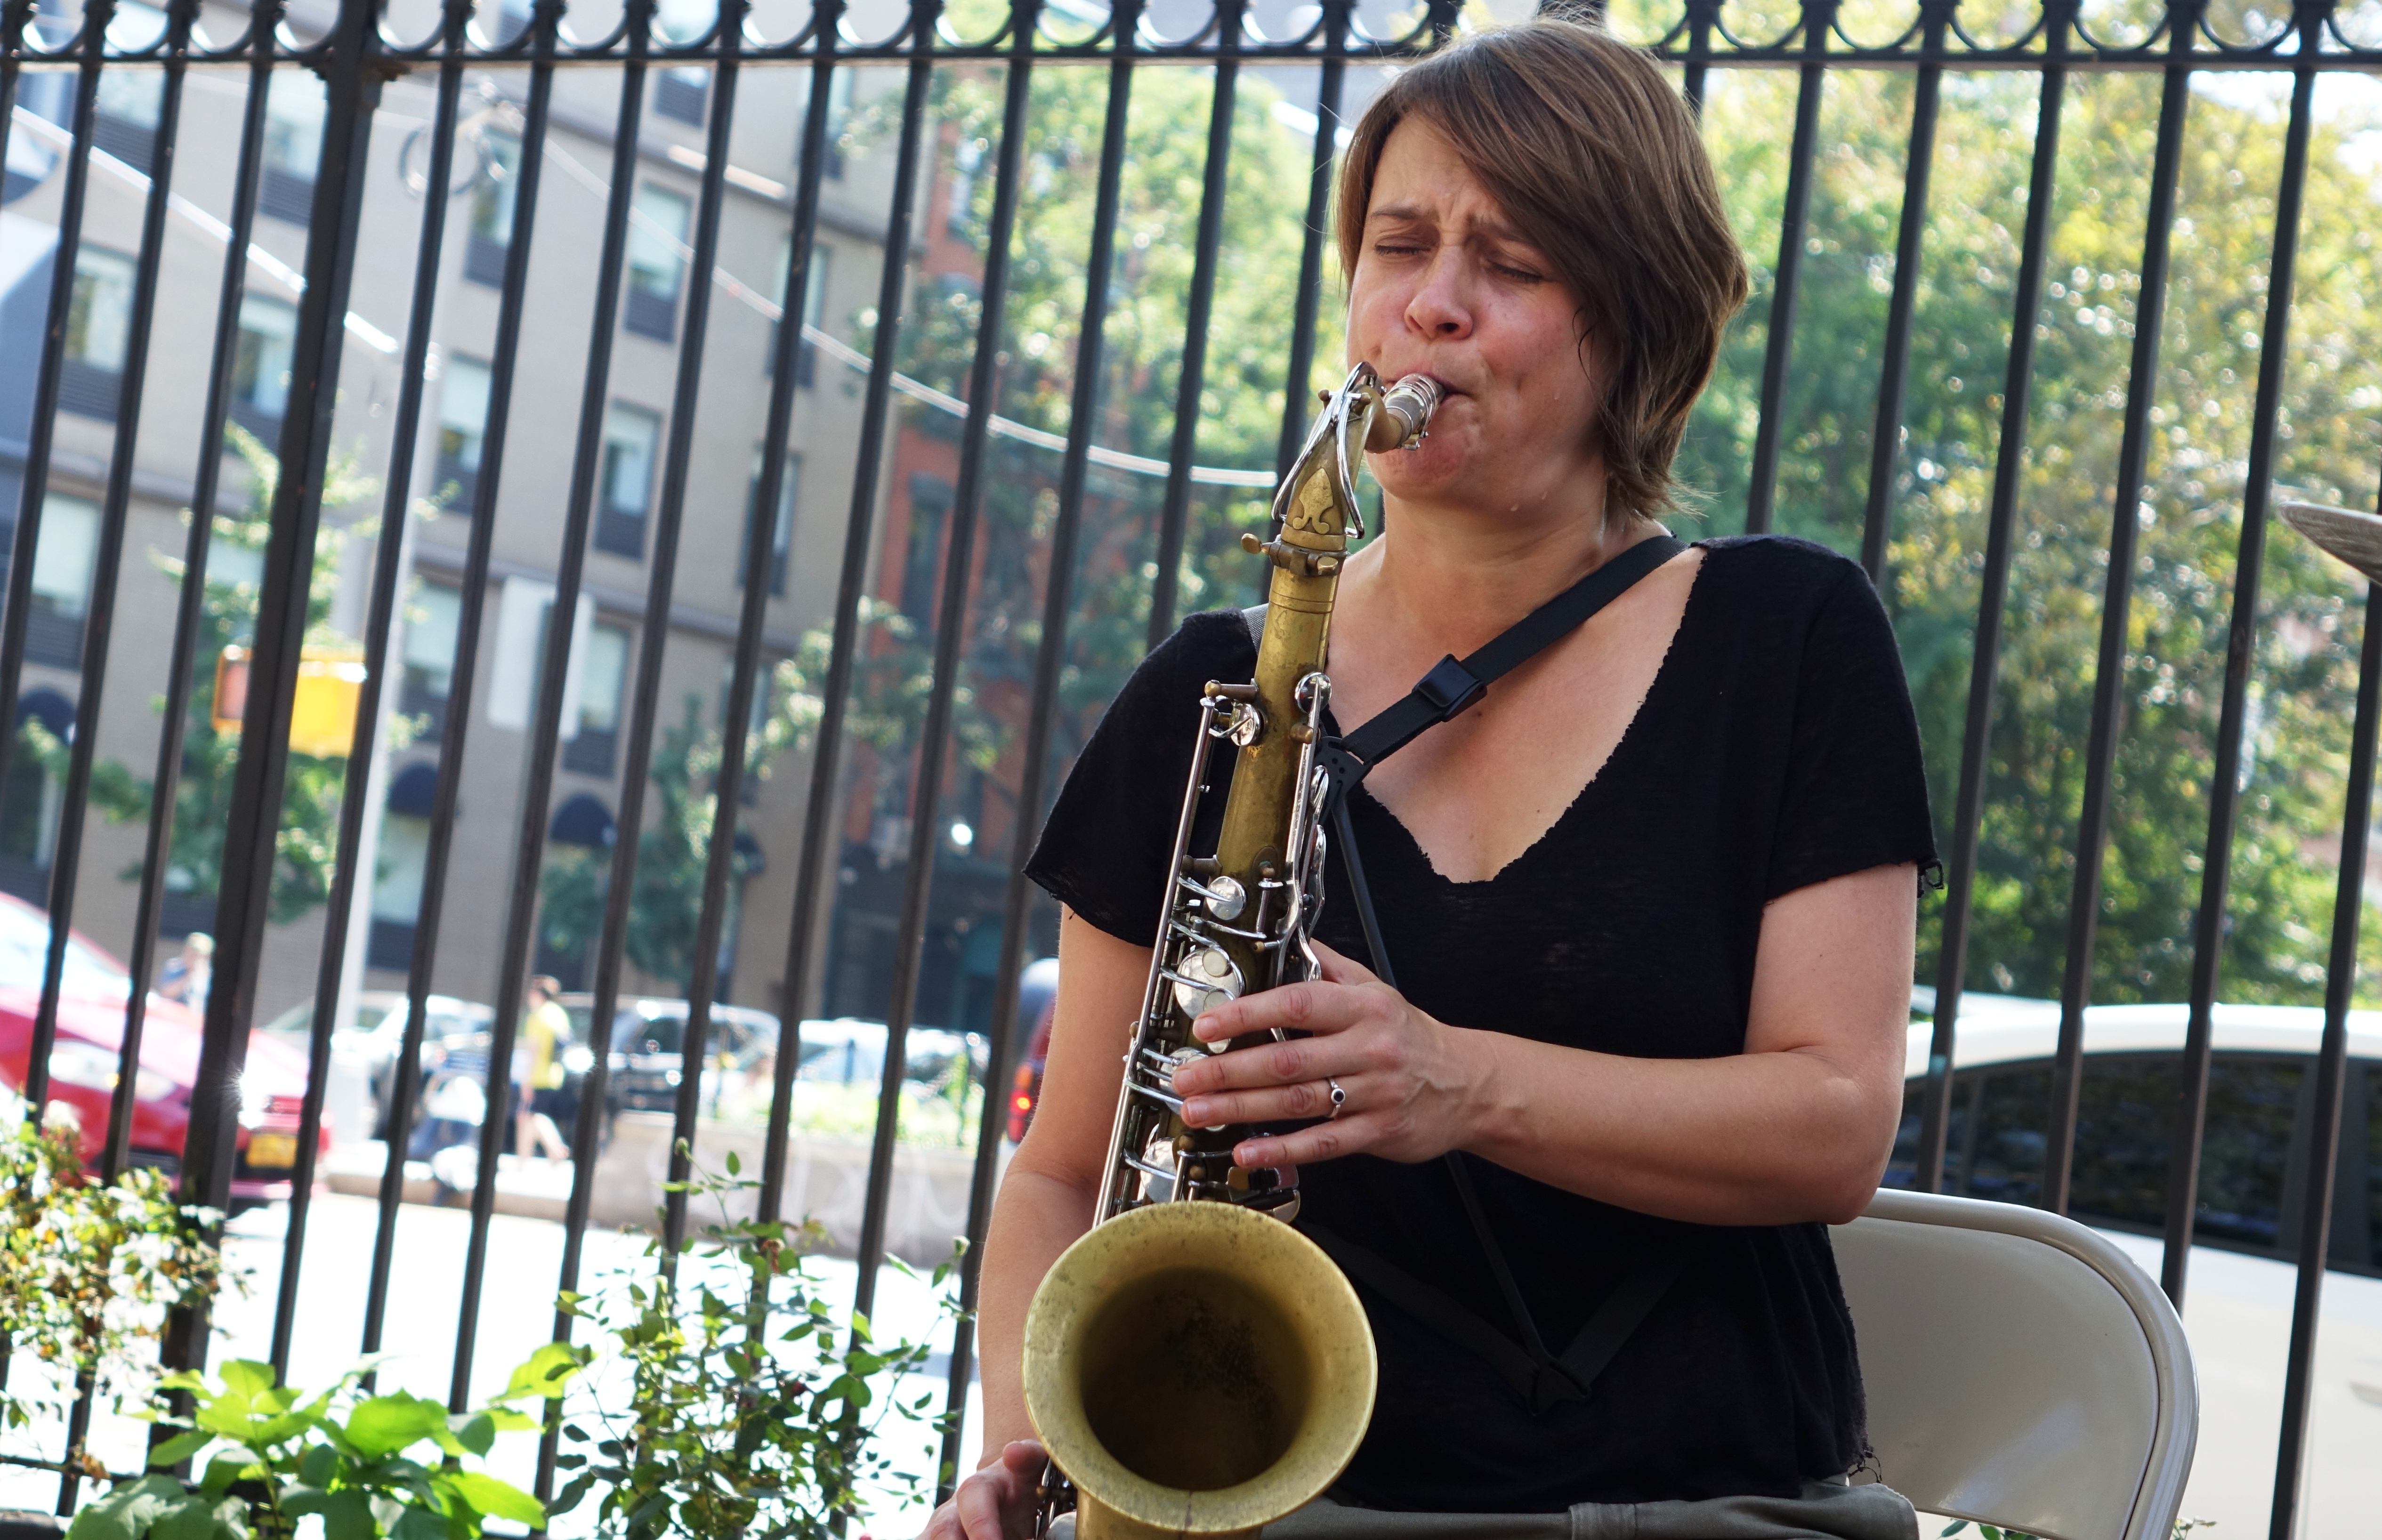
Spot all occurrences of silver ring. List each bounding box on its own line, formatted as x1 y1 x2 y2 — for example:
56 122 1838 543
1325 1077 1347 1119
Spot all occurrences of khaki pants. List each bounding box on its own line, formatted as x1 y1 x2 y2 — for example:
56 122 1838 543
1252 1480 1919 1540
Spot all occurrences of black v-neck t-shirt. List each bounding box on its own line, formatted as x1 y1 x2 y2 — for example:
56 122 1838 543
1024 535 1939 1512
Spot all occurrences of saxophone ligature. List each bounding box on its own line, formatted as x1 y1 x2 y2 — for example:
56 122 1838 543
1021 364 1443 1540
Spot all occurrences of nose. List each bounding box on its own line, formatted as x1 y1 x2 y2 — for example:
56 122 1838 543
1402 247 1473 341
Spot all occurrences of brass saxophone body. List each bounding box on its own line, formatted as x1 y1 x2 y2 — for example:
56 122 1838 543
1022 364 1444 1540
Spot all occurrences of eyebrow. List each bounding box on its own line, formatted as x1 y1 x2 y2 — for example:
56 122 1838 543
1365 202 1536 250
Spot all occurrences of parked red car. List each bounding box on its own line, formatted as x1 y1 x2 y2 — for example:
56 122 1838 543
0 894 324 1205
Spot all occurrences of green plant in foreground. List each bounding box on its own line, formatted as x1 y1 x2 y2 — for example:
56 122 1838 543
0 1117 225 1441
67 1347 580 1540
552 1151 960 1540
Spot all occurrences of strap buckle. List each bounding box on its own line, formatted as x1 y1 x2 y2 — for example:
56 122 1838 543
1414 654 1486 722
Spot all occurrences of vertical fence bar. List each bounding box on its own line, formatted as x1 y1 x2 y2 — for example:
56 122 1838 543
353 0 560 1380
0 0 26 229
2043 0 2201 1218
100 0 208 1181
446 0 719 1405
109 0 280 1173
1916 0 2072 1193
1742 0 1833 535
1270 0 1348 493
1146 0 1241 652
51 0 196 1502
0 0 113 893
1856 0 1949 583
270 0 469 1382
931 0 1142 1493
1680 0 1717 118
165 0 387 1373
2265 578 2378 1540
849 0 1043 1324
756 0 941 1228
2160 0 2320 1304
657 0 828 1257
531 0 655 1500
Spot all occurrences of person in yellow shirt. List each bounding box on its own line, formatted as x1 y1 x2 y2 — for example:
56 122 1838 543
514 976 573 1164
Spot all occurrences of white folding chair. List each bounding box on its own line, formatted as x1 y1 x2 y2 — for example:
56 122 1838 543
1832 1189 2198 1540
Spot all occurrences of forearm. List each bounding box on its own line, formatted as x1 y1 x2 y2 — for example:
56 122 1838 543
1457 1031 1897 1226
972 1155 1102 1461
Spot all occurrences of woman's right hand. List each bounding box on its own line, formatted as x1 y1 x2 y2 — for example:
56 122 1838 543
918 1438 1048 1539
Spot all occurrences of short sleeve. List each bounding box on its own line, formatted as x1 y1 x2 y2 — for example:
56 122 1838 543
1764 565 1939 900
1025 611 1255 946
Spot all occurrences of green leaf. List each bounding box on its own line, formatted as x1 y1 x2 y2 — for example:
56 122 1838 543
445 1470 546 1527
549 1474 595 1516
68 1474 184 1540
497 1342 583 1403
725 1150 741 1175
320 1489 376 1540
217 1363 276 1402
299 1445 338 1488
152 1492 222 1540
388 1507 448 1540
149 1430 214 1467
452 1413 495 1458
342 1395 450 1460
479 1408 536 1433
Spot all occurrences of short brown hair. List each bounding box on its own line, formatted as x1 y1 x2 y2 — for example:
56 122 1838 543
1336 19 1748 521
529 975 562 1000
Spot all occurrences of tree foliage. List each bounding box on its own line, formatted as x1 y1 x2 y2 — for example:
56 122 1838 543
64 426 382 928
1671 62 2382 1006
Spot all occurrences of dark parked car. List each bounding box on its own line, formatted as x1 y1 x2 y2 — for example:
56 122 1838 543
598 998 781 1123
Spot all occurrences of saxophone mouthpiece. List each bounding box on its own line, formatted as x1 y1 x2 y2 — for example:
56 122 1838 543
1366 373 1445 452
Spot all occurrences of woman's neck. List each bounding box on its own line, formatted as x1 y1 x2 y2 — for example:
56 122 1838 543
1348 493 1658 656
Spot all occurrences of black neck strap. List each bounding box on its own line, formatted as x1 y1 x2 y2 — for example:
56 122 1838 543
1314 534 1686 816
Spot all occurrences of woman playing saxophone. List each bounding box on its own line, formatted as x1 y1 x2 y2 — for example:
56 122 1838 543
926 18 1935 1539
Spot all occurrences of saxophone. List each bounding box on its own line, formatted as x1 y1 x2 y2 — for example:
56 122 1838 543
1022 364 1444 1540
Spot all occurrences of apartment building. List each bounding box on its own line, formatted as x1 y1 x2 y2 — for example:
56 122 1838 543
0 0 981 1027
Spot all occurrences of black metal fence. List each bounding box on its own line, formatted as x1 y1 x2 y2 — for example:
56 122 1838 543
2 0 2380 1533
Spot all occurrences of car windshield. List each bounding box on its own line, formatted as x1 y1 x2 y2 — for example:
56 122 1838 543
0 905 134 1001
618 1011 685 1055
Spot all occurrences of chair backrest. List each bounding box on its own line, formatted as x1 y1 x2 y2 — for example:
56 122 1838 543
1832 1189 2197 1540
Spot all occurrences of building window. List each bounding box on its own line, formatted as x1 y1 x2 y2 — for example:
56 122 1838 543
400 582 462 741
655 66 708 126
464 131 523 287
741 452 797 596
565 623 630 777
596 405 659 559
227 294 296 440
27 495 99 671
821 69 853 180
764 239 830 387
435 356 492 516
901 475 952 624
259 72 324 225
624 184 690 340
60 247 135 420
368 799 431 973
91 3 166 172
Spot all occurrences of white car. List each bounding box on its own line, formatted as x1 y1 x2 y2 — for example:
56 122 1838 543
1889 997 2380 1533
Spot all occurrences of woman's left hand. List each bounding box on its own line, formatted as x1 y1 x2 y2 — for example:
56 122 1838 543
1169 942 1492 1169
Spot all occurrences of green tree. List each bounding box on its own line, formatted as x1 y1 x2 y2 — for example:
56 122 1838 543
33 427 383 927
1674 60 2382 1007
